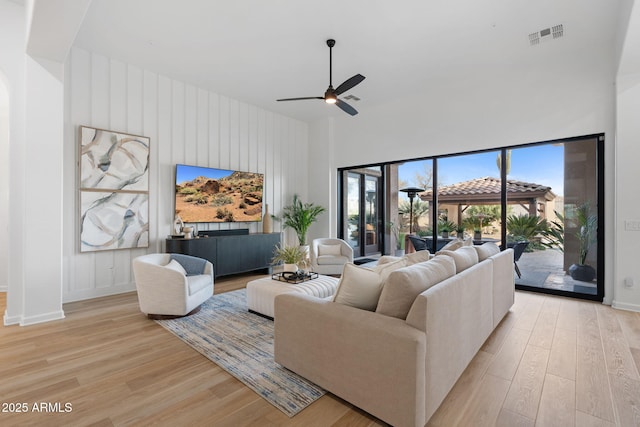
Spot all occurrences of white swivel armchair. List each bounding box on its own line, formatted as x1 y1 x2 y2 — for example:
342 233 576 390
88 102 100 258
310 238 354 275
132 253 214 318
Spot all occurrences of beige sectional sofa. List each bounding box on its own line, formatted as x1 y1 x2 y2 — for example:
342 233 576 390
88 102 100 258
274 244 514 427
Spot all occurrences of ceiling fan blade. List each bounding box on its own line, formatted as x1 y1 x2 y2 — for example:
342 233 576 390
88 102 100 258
276 96 323 102
334 74 365 96
336 99 358 116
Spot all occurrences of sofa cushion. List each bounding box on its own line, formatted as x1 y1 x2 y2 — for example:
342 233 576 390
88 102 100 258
333 260 406 311
375 256 456 319
318 243 342 256
404 250 431 265
376 255 402 265
437 239 463 253
377 250 431 266
475 242 501 261
437 246 479 273
373 258 407 277
165 259 187 275
333 264 382 310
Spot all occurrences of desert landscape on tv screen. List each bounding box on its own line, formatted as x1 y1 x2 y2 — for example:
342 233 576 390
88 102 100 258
175 165 263 223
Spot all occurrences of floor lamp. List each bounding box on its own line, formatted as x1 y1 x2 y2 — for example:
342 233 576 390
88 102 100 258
400 187 425 234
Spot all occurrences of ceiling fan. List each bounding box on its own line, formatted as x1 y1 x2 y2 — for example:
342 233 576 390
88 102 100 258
277 39 365 116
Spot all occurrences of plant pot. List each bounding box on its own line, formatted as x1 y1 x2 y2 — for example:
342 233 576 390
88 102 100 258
442 231 449 239
283 263 298 273
568 264 596 282
474 231 482 240
394 249 405 257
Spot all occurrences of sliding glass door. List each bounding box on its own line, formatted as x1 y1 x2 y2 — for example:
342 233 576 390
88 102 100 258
507 137 602 298
343 168 383 258
338 133 604 301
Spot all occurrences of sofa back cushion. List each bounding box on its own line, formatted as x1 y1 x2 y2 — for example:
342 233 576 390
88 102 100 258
474 242 501 261
375 256 456 319
333 259 406 311
437 246 478 273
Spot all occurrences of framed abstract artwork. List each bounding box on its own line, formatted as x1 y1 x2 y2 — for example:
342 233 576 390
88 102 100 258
79 126 150 252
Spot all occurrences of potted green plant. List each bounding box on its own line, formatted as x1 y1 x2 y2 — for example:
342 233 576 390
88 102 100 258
280 194 326 247
455 225 465 239
437 219 456 239
568 203 597 282
474 228 482 240
272 244 307 273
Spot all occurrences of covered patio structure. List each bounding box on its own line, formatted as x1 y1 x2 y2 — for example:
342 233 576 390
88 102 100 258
418 176 557 227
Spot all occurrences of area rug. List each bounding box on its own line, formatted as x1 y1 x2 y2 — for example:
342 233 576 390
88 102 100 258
155 289 325 417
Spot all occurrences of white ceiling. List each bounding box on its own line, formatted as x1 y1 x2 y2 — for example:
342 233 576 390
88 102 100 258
71 0 625 122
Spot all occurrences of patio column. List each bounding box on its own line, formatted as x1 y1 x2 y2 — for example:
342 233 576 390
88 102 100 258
528 198 537 216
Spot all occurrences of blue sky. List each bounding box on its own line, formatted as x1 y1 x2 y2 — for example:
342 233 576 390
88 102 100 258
399 144 564 198
175 164 234 184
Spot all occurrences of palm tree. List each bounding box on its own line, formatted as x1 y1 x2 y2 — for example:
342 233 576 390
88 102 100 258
398 199 430 233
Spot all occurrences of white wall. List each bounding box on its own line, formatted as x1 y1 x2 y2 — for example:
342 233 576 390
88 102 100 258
1 0 27 324
1 0 66 325
22 55 65 323
308 52 618 303
0 76 8 292
615 72 640 311
614 1 640 312
64 46 309 302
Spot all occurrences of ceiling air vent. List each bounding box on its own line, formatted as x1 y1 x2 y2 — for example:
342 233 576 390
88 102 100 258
529 24 564 46
343 94 361 102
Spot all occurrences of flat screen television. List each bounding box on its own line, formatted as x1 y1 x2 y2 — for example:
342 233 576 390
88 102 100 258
175 164 264 223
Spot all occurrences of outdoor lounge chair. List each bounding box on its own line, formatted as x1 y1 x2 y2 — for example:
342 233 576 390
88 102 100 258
511 241 529 278
408 235 429 252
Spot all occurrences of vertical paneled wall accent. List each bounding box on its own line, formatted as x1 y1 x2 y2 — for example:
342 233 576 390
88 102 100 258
63 46 308 302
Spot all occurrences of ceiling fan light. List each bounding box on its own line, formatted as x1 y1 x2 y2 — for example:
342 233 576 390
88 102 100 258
324 90 337 104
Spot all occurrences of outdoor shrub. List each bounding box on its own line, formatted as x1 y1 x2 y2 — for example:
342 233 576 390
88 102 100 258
179 187 198 195
506 214 548 240
210 194 233 207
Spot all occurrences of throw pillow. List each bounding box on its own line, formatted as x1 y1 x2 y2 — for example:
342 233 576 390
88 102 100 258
377 255 402 265
462 236 474 246
403 250 431 265
165 259 187 275
170 253 207 275
333 259 406 311
373 258 407 279
436 246 479 273
436 239 463 254
376 256 456 319
475 242 501 261
318 244 342 256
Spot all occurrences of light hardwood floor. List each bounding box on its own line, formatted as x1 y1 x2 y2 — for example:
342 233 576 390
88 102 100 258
1 277 639 426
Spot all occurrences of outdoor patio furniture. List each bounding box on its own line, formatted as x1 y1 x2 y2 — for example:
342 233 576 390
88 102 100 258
511 241 529 278
408 235 429 252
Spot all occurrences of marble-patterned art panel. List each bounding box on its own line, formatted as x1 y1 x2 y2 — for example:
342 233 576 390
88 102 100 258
80 126 149 191
80 191 149 252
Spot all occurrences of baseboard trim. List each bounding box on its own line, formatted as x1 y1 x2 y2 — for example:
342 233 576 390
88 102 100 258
20 310 65 326
611 300 640 313
0 285 7 292
63 283 136 303
4 311 21 326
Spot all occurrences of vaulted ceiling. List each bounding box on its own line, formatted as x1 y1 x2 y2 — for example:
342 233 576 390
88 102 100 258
45 1 630 121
